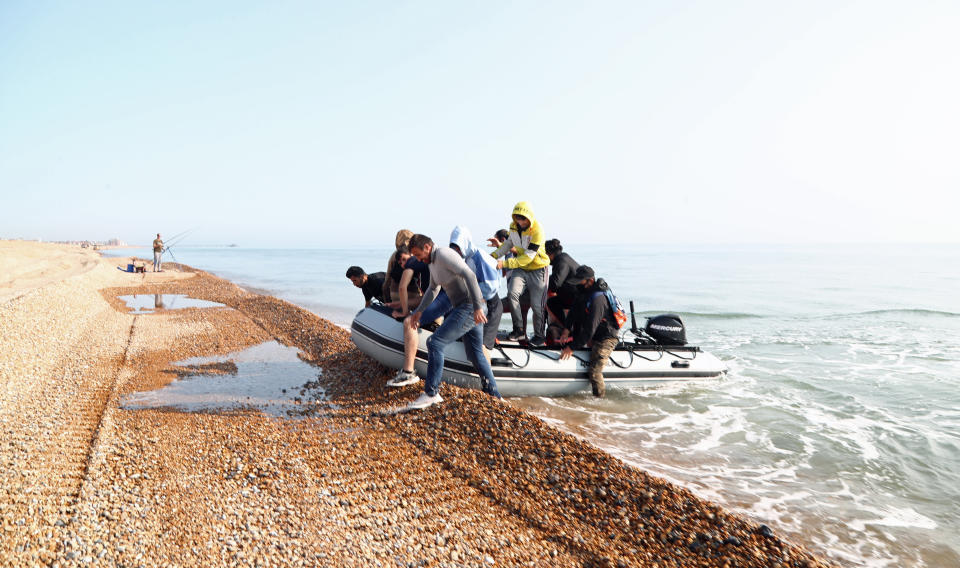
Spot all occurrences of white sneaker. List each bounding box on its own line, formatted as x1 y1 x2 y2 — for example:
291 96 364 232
405 392 443 411
387 369 420 387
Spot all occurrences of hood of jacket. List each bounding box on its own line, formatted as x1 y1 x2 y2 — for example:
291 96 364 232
449 225 477 259
510 201 536 230
450 225 500 300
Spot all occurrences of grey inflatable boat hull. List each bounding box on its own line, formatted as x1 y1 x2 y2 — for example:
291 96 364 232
350 306 726 397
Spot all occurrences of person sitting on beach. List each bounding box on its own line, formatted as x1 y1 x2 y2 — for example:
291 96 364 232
152 233 164 272
490 202 550 345
384 244 429 319
345 266 386 308
388 226 501 387
400 234 500 410
545 238 581 324
559 265 620 398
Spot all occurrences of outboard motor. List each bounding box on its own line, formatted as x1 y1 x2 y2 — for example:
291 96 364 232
645 314 687 346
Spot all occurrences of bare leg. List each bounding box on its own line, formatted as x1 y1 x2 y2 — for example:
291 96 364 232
402 318 419 373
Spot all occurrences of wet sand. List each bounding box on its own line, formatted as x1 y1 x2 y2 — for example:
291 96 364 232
0 242 838 567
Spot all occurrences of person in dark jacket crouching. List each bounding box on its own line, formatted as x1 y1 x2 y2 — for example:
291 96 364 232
559 265 620 398
544 238 580 324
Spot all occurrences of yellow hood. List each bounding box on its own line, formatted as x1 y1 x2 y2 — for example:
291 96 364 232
511 201 536 226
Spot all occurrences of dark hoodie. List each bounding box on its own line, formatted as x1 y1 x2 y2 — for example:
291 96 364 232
564 278 619 349
548 252 581 296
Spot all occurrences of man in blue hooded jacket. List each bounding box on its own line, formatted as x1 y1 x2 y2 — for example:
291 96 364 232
449 225 503 354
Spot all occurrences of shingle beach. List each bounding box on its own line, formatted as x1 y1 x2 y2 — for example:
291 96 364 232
0 241 837 568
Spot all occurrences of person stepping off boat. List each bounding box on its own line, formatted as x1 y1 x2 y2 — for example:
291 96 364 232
401 233 501 412
559 265 620 398
388 225 502 390
386 287 451 388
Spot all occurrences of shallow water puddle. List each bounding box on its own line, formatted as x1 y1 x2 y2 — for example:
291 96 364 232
122 341 325 417
118 294 225 313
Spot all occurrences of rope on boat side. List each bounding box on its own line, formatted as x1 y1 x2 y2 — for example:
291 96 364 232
495 344 532 368
665 348 698 361
606 347 634 369
627 344 665 362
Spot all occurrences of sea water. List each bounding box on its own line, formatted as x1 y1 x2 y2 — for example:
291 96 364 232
106 244 960 567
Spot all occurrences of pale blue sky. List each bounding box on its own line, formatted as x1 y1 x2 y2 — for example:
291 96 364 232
2 1 957 246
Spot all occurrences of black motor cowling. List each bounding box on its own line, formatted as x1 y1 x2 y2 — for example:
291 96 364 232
645 314 687 346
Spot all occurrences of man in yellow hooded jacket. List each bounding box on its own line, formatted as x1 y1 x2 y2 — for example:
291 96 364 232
491 201 550 345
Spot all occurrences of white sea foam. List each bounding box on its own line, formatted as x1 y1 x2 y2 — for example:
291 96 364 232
848 505 938 531
747 491 811 528
688 408 747 452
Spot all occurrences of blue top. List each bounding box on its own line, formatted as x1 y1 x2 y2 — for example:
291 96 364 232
449 225 501 301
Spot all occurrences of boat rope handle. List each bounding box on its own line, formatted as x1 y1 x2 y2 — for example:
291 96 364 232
606 346 634 369
527 346 592 366
665 348 698 361
628 344 665 362
572 351 592 366
495 345 532 368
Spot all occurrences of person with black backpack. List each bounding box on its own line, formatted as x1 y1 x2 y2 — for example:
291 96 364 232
559 265 621 398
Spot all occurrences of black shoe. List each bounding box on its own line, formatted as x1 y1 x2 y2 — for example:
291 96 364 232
528 335 545 346
507 330 526 341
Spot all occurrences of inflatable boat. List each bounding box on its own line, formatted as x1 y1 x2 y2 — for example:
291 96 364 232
350 304 727 397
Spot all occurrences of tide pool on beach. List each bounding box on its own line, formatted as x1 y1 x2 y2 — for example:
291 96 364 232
107 243 960 567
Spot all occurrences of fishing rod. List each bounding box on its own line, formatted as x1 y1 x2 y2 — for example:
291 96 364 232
161 227 198 270
164 228 192 243
164 227 197 250
164 245 181 270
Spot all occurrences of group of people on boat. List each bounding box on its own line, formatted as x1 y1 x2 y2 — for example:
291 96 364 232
345 201 624 410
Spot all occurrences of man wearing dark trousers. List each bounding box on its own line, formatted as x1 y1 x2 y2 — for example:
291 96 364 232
559 266 620 398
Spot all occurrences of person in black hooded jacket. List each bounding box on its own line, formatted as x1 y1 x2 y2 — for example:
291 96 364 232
545 239 580 324
560 265 620 397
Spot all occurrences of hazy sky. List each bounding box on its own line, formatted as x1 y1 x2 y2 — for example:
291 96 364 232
2 1 957 246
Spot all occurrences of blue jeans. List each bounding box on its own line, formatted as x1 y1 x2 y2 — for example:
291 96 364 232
420 291 451 323
424 303 500 398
